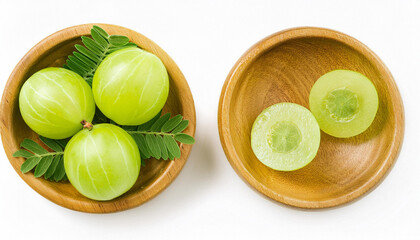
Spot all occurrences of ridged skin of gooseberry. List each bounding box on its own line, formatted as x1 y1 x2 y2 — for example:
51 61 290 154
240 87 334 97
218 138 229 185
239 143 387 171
309 70 379 138
251 103 320 171
92 48 169 125
19 67 95 139
64 124 141 201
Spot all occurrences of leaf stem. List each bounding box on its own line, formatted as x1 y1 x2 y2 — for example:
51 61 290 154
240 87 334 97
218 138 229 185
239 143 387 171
126 130 175 137
82 38 112 79
33 151 64 158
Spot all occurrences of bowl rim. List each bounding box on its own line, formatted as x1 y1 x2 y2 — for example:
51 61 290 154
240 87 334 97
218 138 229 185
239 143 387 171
217 26 405 209
0 23 196 213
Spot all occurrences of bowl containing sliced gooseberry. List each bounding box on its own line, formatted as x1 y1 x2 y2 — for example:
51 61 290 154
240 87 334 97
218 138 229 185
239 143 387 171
218 27 404 209
0 23 196 213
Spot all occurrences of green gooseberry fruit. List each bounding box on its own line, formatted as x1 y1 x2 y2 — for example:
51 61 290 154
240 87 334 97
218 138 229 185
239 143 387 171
92 47 169 126
64 123 141 201
19 67 95 139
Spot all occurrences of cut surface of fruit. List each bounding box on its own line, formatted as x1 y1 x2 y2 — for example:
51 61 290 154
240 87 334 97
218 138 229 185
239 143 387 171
251 103 320 171
309 70 378 138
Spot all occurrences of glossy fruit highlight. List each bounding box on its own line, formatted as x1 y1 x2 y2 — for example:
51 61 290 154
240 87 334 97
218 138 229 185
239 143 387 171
19 67 95 139
309 70 379 138
64 123 141 201
251 103 321 171
92 47 169 126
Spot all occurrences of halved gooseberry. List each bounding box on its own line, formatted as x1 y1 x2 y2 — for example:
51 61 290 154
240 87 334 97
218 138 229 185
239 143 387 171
309 70 378 138
251 103 320 171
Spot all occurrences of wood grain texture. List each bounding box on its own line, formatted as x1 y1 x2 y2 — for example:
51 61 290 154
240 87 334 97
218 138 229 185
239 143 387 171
218 27 404 209
0 23 196 213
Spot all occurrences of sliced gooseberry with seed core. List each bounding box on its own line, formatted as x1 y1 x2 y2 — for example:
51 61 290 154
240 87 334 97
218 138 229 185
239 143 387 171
309 70 378 138
251 103 320 171
324 88 359 122
268 122 302 153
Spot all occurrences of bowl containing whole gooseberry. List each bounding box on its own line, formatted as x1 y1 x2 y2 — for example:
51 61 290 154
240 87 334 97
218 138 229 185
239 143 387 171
0 24 196 213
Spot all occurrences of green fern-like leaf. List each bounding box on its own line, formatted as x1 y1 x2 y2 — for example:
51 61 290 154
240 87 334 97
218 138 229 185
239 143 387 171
64 25 138 125
124 112 195 161
13 138 68 181
63 25 137 87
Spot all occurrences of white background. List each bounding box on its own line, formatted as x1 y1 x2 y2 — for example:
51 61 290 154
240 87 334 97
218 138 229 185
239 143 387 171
0 0 419 239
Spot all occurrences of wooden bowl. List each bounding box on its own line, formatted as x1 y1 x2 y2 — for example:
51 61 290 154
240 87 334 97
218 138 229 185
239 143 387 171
218 27 404 208
0 24 196 213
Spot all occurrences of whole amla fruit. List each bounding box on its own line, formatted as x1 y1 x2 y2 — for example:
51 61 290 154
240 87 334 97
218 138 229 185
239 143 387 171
92 47 169 126
19 67 95 139
64 123 141 201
